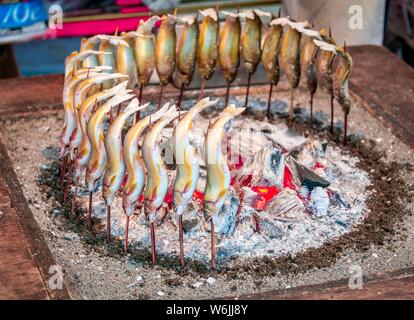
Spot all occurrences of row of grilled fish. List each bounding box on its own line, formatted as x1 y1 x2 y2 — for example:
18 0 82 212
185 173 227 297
61 62 245 226
64 9 352 116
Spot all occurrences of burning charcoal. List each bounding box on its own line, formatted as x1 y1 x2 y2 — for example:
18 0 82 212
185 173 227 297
257 212 285 239
210 194 240 236
266 189 305 221
171 201 202 232
245 98 268 118
266 99 289 119
264 127 308 152
329 190 351 209
309 187 330 217
234 146 285 189
287 158 330 190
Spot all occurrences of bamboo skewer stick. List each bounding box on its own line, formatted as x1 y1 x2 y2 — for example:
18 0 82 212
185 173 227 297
210 220 216 270
106 205 111 243
124 215 130 253
88 191 93 228
266 82 273 119
150 221 157 266
179 215 185 267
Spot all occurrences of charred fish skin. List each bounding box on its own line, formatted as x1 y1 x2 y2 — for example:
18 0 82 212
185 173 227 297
103 99 149 206
279 22 304 89
85 92 135 192
240 10 263 74
133 16 161 87
155 15 177 86
197 8 219 81
261 18 283 84
300 28 321 96
117 32 138 89
176 16 200 85
333 47 353 115
218 12 241 84
143 106 180 221
315 29 337 92
122 103 170 216
75 81 130 178
204 104 246 220
173 97 219 216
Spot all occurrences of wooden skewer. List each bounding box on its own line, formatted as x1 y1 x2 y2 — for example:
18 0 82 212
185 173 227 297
344 112 348 146
177 83 185 113
289 88 295 120
124 215 130 253
150 221 157 266
88 191 93 228
106 205 111 243
199 78 206 99
224 82 231 106
244 71 252 109
266 82 273 119
178 215 185 267
63 160 73 203
60 155 67 187
310 93 314 123
210 220 216 270
71 176 79 215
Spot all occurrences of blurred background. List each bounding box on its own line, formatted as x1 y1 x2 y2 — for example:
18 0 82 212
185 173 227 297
0 0 412 78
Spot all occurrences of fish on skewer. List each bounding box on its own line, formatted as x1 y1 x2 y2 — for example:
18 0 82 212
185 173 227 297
80 35 109 69
117 32 138 89
70 72 128 160
61 67 108 193
86 91 135 229
72 81 129 226
175 15 199 112
333 42 352 146
240 10 270 109
279 18 309 119
172 97 219 266
204 104 245 269
122 103 170 252
103 99 149 244
315 28 337 133
197 8 219 97
300 27 321 122
64 50 111 81
155 14 177 109
98 36 129 89
261 11 283 117
69 72 128 213
142 105 180 266
131 16 161 121
218 11 241 106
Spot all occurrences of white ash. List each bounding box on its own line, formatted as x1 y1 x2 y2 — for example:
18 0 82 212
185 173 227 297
74 111 371 266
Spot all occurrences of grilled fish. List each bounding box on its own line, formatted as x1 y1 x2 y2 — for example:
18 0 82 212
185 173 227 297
85 92 135 191
103 99 149 206
122 103 170 215
218 11 241 84
143 105 180 221
173 97 218 216
197 8 219 80
204 104 245 221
